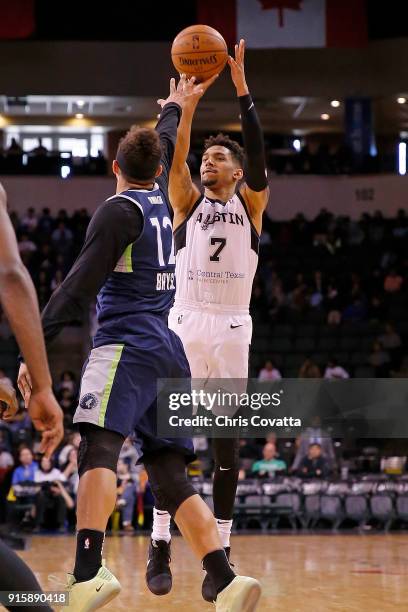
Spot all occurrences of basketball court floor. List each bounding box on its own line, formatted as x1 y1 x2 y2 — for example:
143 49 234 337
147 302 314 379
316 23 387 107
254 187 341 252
18 534 408 611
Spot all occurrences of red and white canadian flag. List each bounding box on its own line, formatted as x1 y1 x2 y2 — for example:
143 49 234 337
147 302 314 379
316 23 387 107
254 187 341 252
198 0 367 49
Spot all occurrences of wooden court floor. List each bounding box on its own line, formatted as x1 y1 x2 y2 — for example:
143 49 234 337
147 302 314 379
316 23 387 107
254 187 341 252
16 534 408 611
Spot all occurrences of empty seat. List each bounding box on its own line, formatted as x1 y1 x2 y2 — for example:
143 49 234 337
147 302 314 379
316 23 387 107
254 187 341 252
296 324 318 338
370 493 395 531
271 338 293 353
320 495 344 530
339 337 360 351
344 494 369 528
294 338 316 353
350 352 368 366
354 366 375 378
317 337 338 351
272 324 293 338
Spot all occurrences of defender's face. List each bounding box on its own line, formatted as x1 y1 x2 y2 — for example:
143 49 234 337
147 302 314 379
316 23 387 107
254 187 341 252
200 145 241 189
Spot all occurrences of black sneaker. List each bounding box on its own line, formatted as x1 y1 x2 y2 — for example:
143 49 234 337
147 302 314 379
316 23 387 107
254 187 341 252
201 546 233 603
146 539 172 596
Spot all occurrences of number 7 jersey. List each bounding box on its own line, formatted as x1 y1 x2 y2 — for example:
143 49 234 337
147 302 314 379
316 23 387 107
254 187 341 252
173 192 259 311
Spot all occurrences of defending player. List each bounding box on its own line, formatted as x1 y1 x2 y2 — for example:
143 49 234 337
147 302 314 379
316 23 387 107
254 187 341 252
146 40 269 603
0 181 63 611
18 77 262 612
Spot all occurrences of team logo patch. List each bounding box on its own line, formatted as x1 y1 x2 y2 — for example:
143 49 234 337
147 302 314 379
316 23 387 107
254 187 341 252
80 393 98 411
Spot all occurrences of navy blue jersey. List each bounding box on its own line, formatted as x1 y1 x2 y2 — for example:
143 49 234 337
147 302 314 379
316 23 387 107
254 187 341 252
94 186 175 346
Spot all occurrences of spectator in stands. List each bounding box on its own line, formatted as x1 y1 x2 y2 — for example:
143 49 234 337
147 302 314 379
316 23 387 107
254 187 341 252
368 295 386 322
12 448 37 486
6 138 22 156
62 448 79 497
292 416 336 472
57 431 81 468
299 358 321 378
36 270 52 310
378 322 402 352
18 233 37 258
325 281 342 325
116 459 137 532
252 442 287 478
342 298 366 322
258 360 282 381
57 371 77 397
384 269 403 293
37 208 54 237
31 139 48 157
20 208 38 234
119 436 139 470
51 221 73 256
297 443 329 478
34 456 73 531
368 341 390 377
50 269 64 292
324 358 349 379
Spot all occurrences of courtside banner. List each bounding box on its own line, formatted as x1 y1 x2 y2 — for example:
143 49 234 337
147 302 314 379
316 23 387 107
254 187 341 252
157 378 408 438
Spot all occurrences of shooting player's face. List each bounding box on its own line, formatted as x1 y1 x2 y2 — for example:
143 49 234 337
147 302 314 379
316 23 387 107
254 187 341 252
200 146 243 189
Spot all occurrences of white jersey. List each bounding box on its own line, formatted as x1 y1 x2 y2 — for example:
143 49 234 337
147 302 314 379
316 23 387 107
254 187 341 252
173 192 259 312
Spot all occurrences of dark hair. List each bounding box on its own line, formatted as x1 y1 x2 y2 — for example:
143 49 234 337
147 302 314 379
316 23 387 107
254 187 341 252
116 126 161 182
203 133 244 167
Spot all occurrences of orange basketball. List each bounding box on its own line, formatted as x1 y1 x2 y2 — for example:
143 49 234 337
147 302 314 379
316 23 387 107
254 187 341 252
171 25 228 82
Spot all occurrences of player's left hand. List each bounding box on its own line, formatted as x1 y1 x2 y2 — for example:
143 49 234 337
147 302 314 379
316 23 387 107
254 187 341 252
228 38 249 97
0 380 19 420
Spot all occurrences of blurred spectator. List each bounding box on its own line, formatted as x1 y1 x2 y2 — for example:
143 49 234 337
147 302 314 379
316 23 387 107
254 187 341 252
58 432 81 468
7 138 22 155
368 341 390 377
31 138 48 157
297 443 330 478
378 323 402 369
12 448 37 486
299 359 321 378
34 456 73 531
62 448 79 497
51 222 73 255
258 360 282 381
18 234 37 257
20 208 38 234
324 358 349 379
57 371 77 397
116 459 137 531
292 416 336 471
119 436 139 470
252 442 287 477
37 208 54 237
342 298 366 322
384 269 403 293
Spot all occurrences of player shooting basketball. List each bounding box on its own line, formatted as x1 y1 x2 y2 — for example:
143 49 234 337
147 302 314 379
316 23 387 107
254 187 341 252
146 39 269 604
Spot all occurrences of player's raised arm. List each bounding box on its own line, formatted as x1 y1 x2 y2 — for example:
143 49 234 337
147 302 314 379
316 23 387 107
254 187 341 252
158 74 218 227
229 39 269 229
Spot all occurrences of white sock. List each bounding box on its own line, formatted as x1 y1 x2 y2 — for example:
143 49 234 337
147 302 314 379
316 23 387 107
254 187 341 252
216 519 233 548
152 507 171 543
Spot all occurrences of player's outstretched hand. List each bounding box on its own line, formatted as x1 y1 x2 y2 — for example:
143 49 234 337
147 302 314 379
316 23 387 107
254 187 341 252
27 387 64 458
0 380 19 421
228 38 249 97
157 73 219 110
17 362 32 408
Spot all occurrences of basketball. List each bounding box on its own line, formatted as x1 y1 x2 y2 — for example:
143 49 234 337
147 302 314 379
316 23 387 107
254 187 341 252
171 25 228 82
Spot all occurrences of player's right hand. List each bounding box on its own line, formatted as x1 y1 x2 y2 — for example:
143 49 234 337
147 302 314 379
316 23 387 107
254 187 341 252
17 362 32 408
27 387 64 458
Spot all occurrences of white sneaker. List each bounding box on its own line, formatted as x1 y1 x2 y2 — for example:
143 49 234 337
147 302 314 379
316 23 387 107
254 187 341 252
64 564 121 611
215 576 262 612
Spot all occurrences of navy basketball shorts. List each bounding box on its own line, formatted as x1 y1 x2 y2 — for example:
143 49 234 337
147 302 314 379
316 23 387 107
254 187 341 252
74 324 194 463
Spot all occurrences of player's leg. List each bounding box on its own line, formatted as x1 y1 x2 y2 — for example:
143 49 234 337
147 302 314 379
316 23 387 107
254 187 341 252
0 538 53 612
65 344 135 611
202 313 252 601
144 449 261 609
147 307 208 595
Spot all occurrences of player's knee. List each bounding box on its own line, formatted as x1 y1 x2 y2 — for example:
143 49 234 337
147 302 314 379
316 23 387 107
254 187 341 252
77 423 125 478
213 438 240 470
145 451 196 517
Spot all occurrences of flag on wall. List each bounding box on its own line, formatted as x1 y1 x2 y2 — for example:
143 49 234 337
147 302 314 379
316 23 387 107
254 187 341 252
198 0 367 49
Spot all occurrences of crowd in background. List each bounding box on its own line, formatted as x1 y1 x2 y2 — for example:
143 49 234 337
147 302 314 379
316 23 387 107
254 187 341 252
0 204 406 533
